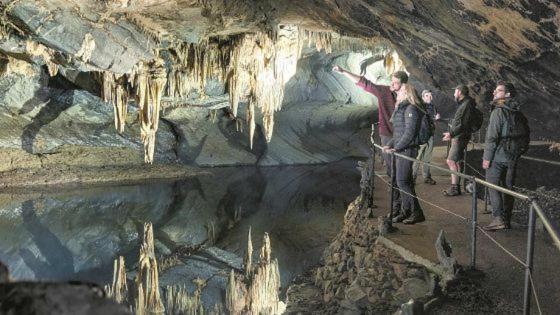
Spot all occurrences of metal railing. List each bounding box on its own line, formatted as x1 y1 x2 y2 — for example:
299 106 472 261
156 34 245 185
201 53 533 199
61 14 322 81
370 129 560 315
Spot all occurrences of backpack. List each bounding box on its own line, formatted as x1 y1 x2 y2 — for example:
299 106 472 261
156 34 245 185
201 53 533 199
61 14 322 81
468 105 484 133
417 109 435 145
501 109 530 157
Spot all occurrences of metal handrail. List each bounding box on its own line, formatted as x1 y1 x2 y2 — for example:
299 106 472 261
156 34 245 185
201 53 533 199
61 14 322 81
372 142 560 248
371 137 560 315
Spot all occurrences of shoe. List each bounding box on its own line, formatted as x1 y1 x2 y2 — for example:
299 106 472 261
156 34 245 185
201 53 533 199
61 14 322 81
483 216 507 231
403 210 425 224
443 184 461 196
392 209 411 223
424 177 437 185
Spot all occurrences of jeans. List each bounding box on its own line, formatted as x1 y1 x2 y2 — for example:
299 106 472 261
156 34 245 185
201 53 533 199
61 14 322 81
395 147 421 213
413 136 434 179
486 161 518 222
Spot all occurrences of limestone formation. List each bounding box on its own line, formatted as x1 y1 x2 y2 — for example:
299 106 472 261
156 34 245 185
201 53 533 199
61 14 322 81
226 230 283 315
136 222 165 314
105 256 129 305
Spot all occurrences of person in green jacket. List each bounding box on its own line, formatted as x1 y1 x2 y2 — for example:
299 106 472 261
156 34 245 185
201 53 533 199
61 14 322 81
483 81 530 231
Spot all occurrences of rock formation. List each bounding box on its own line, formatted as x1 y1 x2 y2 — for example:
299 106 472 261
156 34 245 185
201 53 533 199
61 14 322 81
226 229 283 315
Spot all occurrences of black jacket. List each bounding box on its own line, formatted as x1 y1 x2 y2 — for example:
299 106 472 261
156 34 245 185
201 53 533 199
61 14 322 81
450 96 476 140
483 98 525 162
388 101 422 151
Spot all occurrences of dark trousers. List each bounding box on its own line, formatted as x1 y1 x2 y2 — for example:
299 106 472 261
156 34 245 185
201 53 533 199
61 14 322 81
380 135 392 177
395 148 421 213
486 161 518 222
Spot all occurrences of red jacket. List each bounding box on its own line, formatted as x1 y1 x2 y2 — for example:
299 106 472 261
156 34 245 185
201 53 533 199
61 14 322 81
356 77 395 137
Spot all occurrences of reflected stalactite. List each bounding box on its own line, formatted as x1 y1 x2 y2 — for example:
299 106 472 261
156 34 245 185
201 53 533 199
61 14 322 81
135 222 165 314
105 256 128 304
226 230 283 315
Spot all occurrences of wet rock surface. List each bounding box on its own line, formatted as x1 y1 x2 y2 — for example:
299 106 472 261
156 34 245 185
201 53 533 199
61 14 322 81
0 160 359 302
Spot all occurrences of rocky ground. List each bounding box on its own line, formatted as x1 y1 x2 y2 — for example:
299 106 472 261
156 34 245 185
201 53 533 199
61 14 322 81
286 196 440 314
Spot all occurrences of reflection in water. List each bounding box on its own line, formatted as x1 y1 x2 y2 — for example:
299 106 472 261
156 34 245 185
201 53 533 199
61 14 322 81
20 200 74 280
0 159 361 292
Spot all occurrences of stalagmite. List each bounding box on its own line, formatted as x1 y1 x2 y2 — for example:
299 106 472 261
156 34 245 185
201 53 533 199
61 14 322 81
136 222 165 314
106 256 128 304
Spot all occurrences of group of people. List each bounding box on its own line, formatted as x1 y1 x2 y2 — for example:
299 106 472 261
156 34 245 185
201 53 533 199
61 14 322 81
332 65 530 231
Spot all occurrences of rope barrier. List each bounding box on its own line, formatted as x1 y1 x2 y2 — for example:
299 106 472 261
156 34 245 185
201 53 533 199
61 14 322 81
374 172 469 221
475 226 527 267
463 161 560 203
374 166 531 270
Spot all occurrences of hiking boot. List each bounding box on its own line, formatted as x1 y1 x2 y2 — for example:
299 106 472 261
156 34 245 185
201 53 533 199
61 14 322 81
443 184 461 196
403 210 425 224
483 216 507 231
424 177 437 185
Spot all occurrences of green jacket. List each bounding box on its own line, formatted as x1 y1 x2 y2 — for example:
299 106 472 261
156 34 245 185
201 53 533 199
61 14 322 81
483 98 523 162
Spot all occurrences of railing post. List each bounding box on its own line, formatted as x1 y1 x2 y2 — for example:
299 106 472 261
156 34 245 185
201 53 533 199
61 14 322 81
470 177 478 269
370 124 375 195
388 153 396 230
484 186 489 214
523 202 537 315
463 148 468 191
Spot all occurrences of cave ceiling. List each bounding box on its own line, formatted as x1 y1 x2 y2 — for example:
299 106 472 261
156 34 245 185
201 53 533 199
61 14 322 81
1 0 559 138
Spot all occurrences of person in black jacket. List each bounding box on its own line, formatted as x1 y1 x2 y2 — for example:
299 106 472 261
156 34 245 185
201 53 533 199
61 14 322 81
442 85 475 196
483 81 529 231
383 83 425 224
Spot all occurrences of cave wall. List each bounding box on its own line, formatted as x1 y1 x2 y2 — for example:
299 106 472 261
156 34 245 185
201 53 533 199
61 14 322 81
2 0 558 172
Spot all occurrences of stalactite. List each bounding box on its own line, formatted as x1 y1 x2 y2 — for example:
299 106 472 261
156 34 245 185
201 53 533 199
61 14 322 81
384 50 405 76
114 84 129 134
167 40 231 100
126 13 168 45
136 222 165 314
105 256 128 304
247 101 255 149
75 33 96 63
102 71 130 134
135 58 167 164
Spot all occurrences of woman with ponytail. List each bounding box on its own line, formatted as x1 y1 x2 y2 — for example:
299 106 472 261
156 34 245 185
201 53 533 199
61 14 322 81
383 83 426 224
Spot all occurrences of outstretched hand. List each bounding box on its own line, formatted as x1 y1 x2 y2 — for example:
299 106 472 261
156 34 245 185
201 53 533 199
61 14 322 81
332 65 344 73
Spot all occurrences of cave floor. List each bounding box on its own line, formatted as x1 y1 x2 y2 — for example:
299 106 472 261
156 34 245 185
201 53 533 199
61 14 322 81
374 146 560 314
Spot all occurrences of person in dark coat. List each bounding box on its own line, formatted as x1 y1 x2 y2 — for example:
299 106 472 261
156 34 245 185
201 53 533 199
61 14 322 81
483 81 529 231
413 89 440 185
442 85 476 196
383 83 425 224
